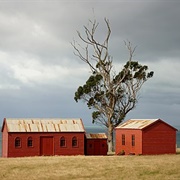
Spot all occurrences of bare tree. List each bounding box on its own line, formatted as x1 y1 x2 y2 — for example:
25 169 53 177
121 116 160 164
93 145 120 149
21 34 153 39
72 18 153 153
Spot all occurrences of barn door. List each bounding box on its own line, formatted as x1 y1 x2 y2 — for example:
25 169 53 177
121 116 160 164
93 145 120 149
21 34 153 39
40 136 54 156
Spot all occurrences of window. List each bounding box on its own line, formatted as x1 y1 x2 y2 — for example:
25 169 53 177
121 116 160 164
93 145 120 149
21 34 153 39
122 134 125 145
132 135 135 146
60 137 66 147
72 136 78 147
27 137 33 147
15 137 21 148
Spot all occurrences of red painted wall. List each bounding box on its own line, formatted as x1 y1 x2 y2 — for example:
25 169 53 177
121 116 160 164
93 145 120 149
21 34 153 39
142 121 176 155
2 122 8 157
115 129 142 155
3 131 85 158
115 121 177 155
85 139 107 155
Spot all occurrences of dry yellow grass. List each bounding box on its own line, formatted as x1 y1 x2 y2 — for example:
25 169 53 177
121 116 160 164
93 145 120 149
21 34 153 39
0 152 180 180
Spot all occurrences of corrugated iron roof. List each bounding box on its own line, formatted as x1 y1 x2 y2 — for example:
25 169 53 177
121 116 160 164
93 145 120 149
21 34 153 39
116 119 159 129
5 118 85 132
85 133 107 139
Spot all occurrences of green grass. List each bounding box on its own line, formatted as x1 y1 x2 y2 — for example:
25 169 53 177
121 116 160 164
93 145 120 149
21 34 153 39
0 152 180 180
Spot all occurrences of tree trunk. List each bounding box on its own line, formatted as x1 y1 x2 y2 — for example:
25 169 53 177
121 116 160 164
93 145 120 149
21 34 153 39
107 124 114 154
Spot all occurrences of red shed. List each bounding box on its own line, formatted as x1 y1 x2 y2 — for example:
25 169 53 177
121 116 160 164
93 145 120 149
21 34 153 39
1 118 85 157
115 119 177 155
85 133 108 155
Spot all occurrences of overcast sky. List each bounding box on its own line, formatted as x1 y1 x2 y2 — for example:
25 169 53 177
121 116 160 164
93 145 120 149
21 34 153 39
0 0 180 127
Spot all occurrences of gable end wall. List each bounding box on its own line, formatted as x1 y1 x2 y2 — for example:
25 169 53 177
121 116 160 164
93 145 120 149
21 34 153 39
142 121 176 155
2 121 8 157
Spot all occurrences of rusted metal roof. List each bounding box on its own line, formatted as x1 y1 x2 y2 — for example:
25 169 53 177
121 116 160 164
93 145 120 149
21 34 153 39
4 118 85 132
85 133 107 139
116 119 159 129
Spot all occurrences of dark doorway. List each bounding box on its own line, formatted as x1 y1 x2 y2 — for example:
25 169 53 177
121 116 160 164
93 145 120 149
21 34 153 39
40 136 54 156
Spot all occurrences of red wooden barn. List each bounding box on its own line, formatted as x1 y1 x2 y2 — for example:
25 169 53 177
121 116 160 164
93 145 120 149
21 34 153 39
1 118 85 157
85 133 108 155
115 119 177 155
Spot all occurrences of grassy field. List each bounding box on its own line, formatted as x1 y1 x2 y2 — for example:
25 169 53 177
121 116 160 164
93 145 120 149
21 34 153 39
1 152 180 180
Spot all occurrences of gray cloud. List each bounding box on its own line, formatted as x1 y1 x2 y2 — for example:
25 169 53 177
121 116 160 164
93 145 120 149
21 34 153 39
0 1 180 126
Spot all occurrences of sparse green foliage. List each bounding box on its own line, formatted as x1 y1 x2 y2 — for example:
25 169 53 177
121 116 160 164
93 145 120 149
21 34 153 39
72 18 153 152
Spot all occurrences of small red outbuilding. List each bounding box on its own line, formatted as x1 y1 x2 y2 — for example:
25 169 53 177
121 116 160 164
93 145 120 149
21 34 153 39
85 133 108 155
1 118 85 157
115 119 177 155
